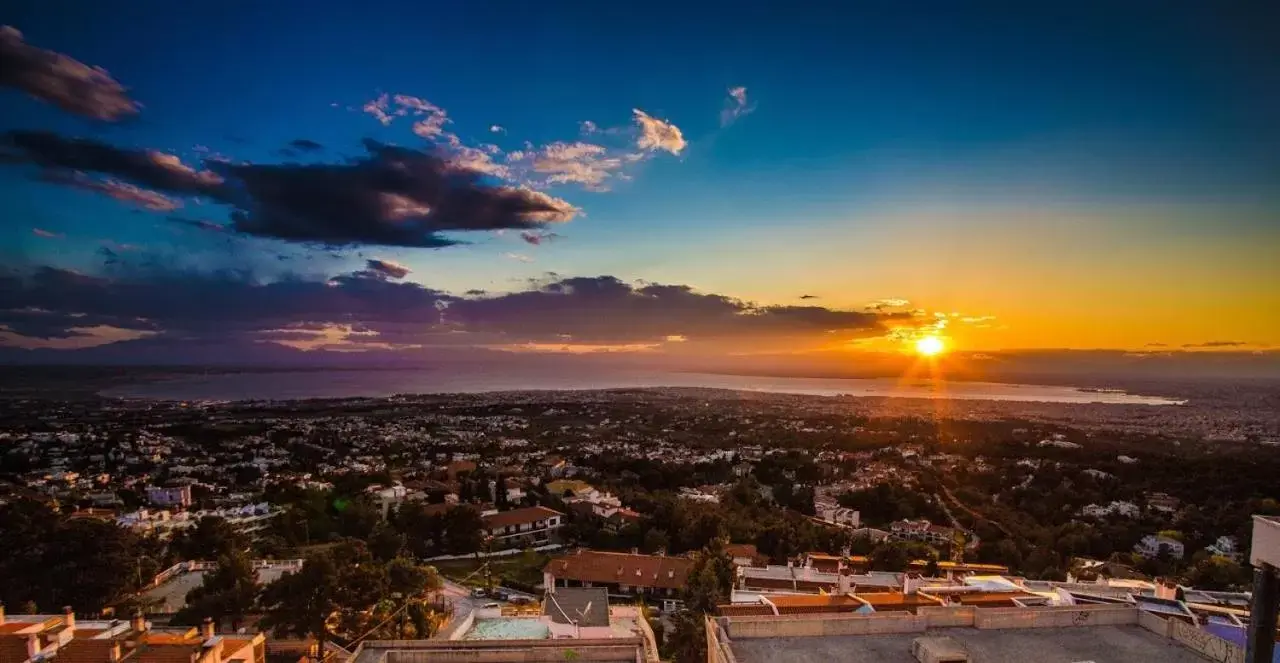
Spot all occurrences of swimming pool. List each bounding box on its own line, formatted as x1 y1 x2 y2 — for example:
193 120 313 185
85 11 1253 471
464 618 551 640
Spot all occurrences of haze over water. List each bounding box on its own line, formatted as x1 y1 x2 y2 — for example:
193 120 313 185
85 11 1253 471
102 369 1183 405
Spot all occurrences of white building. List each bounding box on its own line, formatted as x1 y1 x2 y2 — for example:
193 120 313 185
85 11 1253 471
1206 535 1242 561
1080 501 1139 518
1134 534 1185 560
480 506 564 548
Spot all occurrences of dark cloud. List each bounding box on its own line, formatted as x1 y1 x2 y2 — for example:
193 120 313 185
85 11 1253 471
0 26 140 121
6 131 224 195
520 231 563 245
1182 340 1247 348
363 258 411 279
217 140 578 247
799 294 818 300
4 132 581 249
168 216 229 233
289 139 324 152
449 276 898 344
0 269 911 355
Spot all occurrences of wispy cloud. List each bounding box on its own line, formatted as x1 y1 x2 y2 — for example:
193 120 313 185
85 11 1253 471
490 125 505 134
1182 340 1247 348
503 252 535 263
32 227 63 239
0 26 140 121
520 231 562 245
720 86 755 126
632 109 687 154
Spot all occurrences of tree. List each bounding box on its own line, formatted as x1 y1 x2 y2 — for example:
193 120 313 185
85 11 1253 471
642 529 670 554
171 516 248 560
442 506 485 555
1182 553 1247 591
664 611 707 663
172 550 260 630
683 541 734 614
369 524 406 562
259 541 391 654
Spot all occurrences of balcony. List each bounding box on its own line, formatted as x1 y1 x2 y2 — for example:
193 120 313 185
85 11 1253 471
1250 515 1280 569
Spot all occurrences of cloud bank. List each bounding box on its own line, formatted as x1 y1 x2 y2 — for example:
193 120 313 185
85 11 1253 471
0 26 141 121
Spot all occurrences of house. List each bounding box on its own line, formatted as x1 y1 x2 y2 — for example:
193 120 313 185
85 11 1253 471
1145 492 1181 514
725 543 764 568
1205 535 1242 561
816 504 860 528
481 506 563 547
1080 501 1140 518
544 549 693 612
889 519 954 547
0 607 265 663
1134 534 1185 560
145 485 192 508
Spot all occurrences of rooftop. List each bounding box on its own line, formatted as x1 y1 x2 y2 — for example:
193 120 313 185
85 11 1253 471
729 625 1207 663
482 506 563 529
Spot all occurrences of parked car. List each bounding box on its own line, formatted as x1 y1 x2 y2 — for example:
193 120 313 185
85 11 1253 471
470 588 487 598
481 602 500 609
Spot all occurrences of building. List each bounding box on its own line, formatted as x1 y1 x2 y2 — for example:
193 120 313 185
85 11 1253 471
709 601 1235 663
1205 535 1242 562
816 503 861 528
889 519 954 547
544 549 692 612
116 504 281 540
145 485 192 509
0 607 265 663
139 559 303 614
1146 492 1182 514
1135 534 1185 560
1246 514 1280 662
1080 501 1140 518
349 595 658 663
481 506 563 548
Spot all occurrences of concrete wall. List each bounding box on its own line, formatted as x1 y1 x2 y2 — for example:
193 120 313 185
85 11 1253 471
379 638 643 663
1137 610 1172 638
726 613 927 639
973 604 1137 630
1169 619 1245 663
1252 516 1280 568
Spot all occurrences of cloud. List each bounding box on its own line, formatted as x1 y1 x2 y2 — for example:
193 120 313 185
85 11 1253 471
32 227 63 239
525 141 625 189
503 252 534 263
799 294 818 300
288 139 324 152
6 131 224 195
579 121 598 134
364 258 411 279
0 268 914 357
219 140 578 247
0 26 140 121
42 171 180 211
1182 340 1247 348
520 231 562 245
490 125 505 134
168 216 229 233
4 131 579 248
719 86 755 126
632 109 686 154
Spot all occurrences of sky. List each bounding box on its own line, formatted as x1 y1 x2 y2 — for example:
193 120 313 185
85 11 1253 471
1 1 1278 372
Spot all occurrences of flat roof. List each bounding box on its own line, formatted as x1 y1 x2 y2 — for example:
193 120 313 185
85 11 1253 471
730 625 1208 663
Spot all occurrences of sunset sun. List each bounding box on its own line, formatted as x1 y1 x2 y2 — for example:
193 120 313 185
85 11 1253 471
915 335 946 357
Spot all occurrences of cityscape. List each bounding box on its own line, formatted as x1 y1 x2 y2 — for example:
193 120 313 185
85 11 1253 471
2 2 1279 663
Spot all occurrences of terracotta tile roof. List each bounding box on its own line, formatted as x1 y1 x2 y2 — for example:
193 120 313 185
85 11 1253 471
482 506 563 530
0 636 32 663
545 550 693 590
132 644 199 663
51 638 120 663
765 595 863 610
852 592 945 612
724 544 759 559
716 604 775 617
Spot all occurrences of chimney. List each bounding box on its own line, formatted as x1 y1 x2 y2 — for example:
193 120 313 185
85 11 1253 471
838 570 853 594
63 606 76 632
132 610 148 634
109 641 122 663
903 572 922 596
26 634 41 659
201 617 216 640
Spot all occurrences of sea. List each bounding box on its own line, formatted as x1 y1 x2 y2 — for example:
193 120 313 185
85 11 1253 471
99 368 1184 405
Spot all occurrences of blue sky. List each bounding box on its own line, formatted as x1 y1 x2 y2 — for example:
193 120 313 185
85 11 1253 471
1 1 1278 358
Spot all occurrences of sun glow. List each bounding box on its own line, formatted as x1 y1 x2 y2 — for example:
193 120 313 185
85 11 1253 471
915 335 946 357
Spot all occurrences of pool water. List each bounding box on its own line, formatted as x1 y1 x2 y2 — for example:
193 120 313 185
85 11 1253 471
464 618 551 640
